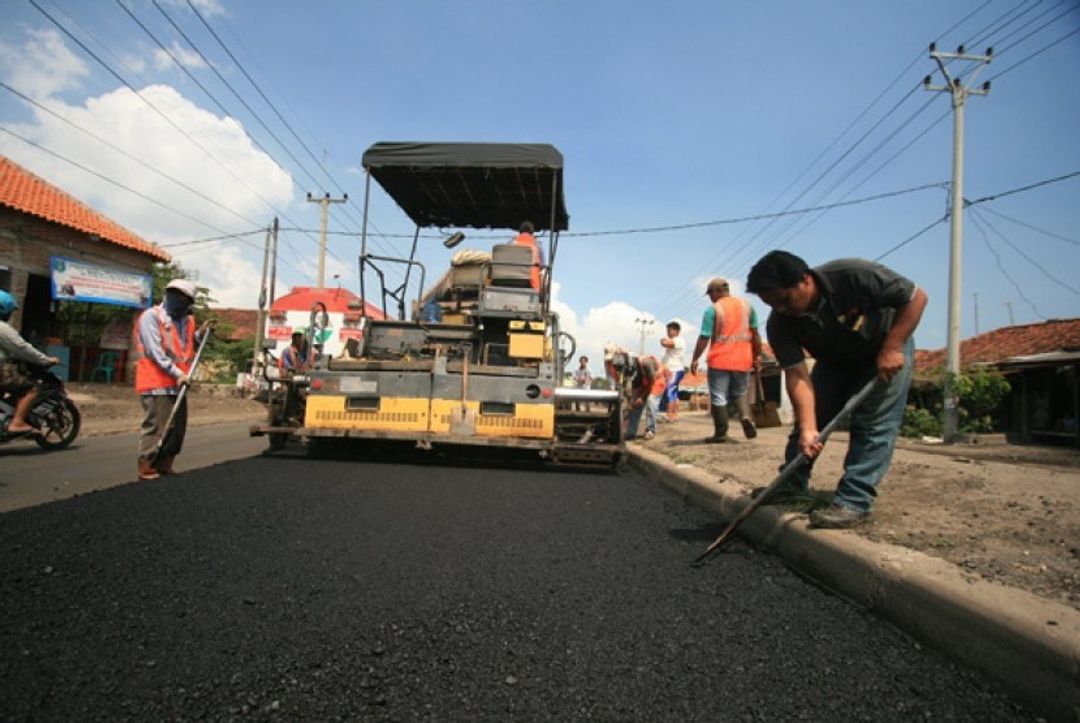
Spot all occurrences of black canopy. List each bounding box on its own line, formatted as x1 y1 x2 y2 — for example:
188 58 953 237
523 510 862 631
362 142 569 231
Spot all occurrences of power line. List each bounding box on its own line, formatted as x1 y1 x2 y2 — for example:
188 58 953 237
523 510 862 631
661 95 948 322
970 207 1080 298
763 107 952 266
874 215 949 262
966 169 1080 206
29 0 319 285
148 1 327 195
114 0 335 271
993 0 1079 56
987 0 1074 50
988 24 1080 82
180 0 404 260
0 124 229 234
969 208 1045 320
0 80 263 228
144 0 354 270
722 94 942 279
561 182 946 237
660 1 1072 323
0 125 318 281
978 206 1080 247
30 3 304 248
161 229 267 248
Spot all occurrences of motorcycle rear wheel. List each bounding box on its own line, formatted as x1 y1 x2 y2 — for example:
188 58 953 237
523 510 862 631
33 398 81 450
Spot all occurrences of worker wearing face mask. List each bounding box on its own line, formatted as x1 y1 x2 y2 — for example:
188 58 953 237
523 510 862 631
131 278 209 480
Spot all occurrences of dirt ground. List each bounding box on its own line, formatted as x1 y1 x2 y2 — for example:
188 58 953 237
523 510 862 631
642 411 1080 611
66 382 265 437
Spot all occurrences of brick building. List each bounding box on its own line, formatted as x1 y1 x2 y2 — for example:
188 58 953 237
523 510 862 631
0 155 170 381
915 318 1080 446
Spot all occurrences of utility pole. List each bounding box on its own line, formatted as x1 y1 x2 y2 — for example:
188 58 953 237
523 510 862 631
973 292 979 336
268 216 279 306
634 317 655 356
306 191 347 288
924 41 992 443
252 223 273 375
1005 300 1015 326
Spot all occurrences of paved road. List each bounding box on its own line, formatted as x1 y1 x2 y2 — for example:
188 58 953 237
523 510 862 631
0 448 1031 721
0 423 266 512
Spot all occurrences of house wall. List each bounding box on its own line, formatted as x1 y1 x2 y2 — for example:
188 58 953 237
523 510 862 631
0 207 155 329
0 208 161 382
1007 362 1080 447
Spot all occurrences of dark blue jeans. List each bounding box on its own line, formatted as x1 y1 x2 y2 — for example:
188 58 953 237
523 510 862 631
782 338 914 513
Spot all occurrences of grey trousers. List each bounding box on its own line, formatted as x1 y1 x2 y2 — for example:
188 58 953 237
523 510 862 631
138 394 188 459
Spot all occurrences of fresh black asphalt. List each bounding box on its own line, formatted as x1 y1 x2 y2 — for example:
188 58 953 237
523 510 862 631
1 448 1032 721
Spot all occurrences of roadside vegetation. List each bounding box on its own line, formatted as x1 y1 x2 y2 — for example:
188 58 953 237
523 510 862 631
903 368 1011 438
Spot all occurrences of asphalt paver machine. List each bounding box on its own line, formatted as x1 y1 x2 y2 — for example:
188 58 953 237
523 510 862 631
252 142 624 467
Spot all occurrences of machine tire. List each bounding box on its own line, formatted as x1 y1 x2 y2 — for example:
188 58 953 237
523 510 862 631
268 432 289 451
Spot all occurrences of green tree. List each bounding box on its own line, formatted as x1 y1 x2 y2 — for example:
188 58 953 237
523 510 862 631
153 261 254 380
901 367 1011 437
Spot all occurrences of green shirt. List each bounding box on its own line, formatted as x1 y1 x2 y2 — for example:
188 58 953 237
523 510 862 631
698 302 758 340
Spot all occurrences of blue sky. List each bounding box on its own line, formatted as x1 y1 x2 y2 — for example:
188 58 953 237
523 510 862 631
1 0 1077 366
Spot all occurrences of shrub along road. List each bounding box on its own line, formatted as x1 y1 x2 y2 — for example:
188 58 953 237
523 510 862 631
0 449 1033 720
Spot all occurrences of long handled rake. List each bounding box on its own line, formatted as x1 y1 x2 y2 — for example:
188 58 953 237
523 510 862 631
150 325 213 468
692 377 881 566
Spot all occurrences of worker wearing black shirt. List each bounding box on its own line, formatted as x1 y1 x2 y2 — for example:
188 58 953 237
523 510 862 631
746 251 928 528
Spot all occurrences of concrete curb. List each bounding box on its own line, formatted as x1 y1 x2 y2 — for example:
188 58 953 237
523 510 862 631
628 444 1080 723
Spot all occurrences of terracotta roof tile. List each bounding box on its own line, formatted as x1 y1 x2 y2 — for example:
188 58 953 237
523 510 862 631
270 286 385 318
916 318 1080 374
211 308 258 340
0 155 170 262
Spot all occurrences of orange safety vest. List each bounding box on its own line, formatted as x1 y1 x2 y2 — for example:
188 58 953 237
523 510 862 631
513 232 541 291
634 356 669 397
132 306 195 393
707 296 754 372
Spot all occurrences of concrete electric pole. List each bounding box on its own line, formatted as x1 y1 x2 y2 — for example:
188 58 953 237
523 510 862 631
268 216 279 306
252 223 273 375
306 191 347 288
634 317 655 356
924 41 992 442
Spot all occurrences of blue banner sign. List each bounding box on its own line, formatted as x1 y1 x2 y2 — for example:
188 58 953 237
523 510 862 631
50 256 152 309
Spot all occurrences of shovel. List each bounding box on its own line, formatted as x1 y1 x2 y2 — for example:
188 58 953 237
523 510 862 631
751 368 782 428
692 377 881 566
150 323 213 467
448 343 477 436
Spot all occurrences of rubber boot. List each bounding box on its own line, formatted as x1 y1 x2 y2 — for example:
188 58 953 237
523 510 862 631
137 457 161 481
156 455 176 475
736 396 757 439
705 405 729 444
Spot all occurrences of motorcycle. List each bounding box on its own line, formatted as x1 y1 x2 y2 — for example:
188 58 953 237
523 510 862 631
0 366 81 450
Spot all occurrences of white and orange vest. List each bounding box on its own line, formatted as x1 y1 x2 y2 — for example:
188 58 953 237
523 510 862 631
132 306 195 393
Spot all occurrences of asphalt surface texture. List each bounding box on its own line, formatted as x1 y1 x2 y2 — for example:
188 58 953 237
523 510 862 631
1 444 1033 721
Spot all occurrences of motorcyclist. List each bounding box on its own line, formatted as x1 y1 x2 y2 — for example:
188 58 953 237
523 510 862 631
0 290 60 435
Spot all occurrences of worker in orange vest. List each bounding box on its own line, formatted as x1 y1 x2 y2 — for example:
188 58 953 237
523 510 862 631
132 278 209 480
512 220 543 292
689 278 762 443
605 343 668 441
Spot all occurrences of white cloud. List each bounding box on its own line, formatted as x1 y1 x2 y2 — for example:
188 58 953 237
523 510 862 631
0 28 88 99
0 83 294 245
191 0 226 17
156 0 227 18
153 43 208 71
189 245 263 307
549 282 700 374
0 27 295 310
